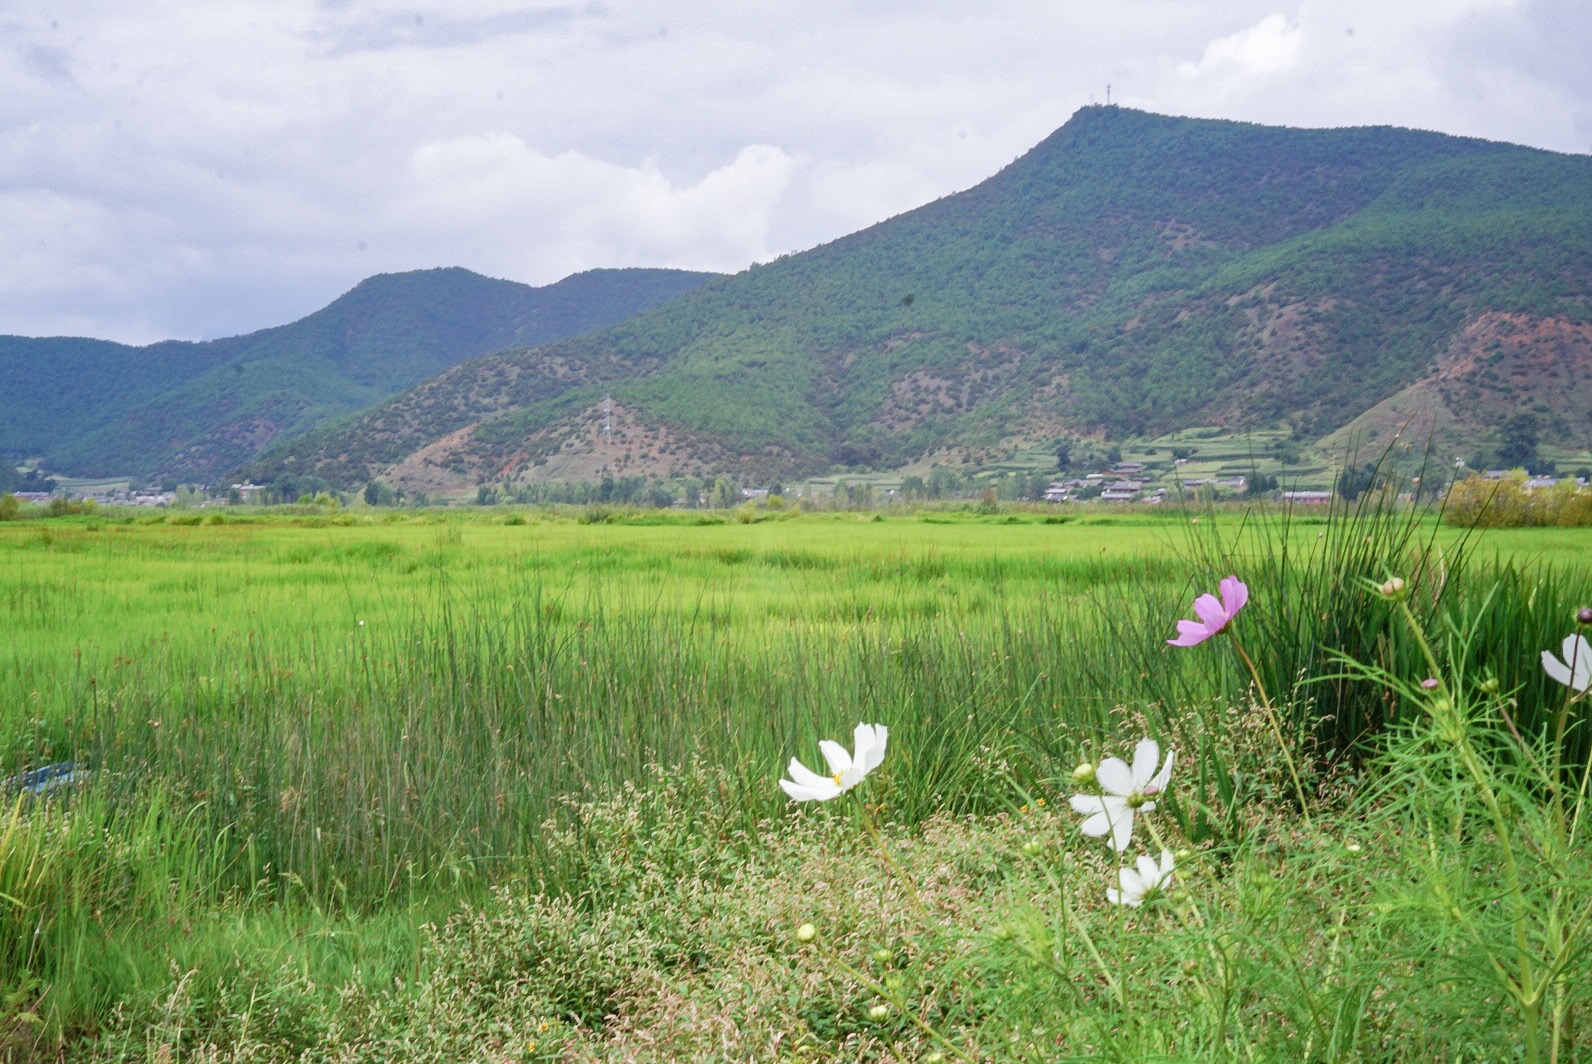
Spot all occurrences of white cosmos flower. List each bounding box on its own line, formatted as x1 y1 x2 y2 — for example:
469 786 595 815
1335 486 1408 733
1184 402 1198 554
1069 738 1174 852
1108 849 1176 907
1542 634 1592 694
779 723 889 802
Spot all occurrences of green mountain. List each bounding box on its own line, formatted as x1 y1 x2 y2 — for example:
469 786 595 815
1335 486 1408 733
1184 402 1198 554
0 266 719 481
248 107 1592 493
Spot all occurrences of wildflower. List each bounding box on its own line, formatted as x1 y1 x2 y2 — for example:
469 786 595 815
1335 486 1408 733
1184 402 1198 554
1542 634 1592 694
1071 761 1097 787
1420 677 1440 690
1578 606 1592 626
796 923 817 943
1069 738 1174 851
1108 849 1176 907
867 1004 890 1021
1167 576 1248 646
779 723 889 802
1378 576 1407 600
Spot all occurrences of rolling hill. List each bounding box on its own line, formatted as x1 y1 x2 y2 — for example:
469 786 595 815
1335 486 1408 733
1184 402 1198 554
0 266 719 481
247 106 1592 495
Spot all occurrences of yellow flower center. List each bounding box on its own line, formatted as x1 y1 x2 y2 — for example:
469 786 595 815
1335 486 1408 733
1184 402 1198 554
832 772 846 786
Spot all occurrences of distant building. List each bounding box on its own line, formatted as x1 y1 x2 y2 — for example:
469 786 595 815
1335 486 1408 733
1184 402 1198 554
1043 480 1081 503
1177 476 1248 494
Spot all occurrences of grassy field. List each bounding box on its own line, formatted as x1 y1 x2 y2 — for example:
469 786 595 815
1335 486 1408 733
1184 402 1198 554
2 504 1591 1060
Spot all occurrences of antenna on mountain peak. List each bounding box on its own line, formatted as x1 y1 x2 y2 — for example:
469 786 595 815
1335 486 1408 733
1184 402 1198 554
1106 83 1111 106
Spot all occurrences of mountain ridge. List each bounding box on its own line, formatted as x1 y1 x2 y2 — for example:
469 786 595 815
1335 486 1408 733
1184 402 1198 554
246 106 1592 494
0 266 720 481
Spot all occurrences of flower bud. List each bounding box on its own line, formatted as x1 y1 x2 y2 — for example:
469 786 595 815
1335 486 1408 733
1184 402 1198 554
1431 700 1464 744
1479 677 1500 694
1020 837 1044 856
871 948 893 964
1378 576 1407 600
1578 606 1592 626
1071 761 1096 787
1420 677 1439 690
925 1054 946 1064
795 923 817 943
1175 847 1192 862
867 1004 889 1021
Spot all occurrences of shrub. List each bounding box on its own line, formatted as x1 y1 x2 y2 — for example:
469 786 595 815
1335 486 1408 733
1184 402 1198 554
1444 471 1592 527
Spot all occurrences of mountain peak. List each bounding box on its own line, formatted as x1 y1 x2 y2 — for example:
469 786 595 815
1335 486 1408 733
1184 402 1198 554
2 267 719 480
247 110 1592 493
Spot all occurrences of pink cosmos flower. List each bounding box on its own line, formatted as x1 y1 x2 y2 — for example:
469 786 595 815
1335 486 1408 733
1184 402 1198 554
1167 576 1249 647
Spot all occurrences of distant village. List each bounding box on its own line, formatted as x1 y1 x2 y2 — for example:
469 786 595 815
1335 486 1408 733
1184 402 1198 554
1036 461 1299 505
7 460 1588 514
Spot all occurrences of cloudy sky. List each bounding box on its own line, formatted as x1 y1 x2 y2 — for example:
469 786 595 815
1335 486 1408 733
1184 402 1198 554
2 0 1588 344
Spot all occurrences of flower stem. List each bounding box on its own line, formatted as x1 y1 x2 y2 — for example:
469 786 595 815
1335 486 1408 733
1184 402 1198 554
1395 598 1539 1056
1228 633 1312 827
856 799 934 923
808 935 980 1062
1548 641 1586 818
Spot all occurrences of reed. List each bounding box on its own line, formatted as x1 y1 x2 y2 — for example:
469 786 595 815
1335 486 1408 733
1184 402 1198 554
0 505 1587 1052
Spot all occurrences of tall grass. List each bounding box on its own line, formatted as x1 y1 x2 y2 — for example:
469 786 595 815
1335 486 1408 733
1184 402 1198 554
0 505 1587 1054
1160 491 1589 772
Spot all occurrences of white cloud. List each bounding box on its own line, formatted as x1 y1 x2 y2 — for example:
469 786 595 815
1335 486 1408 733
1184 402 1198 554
1181 13 1302 78
401 134 801 277
0 0 1587 342
1138 0 1589 155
